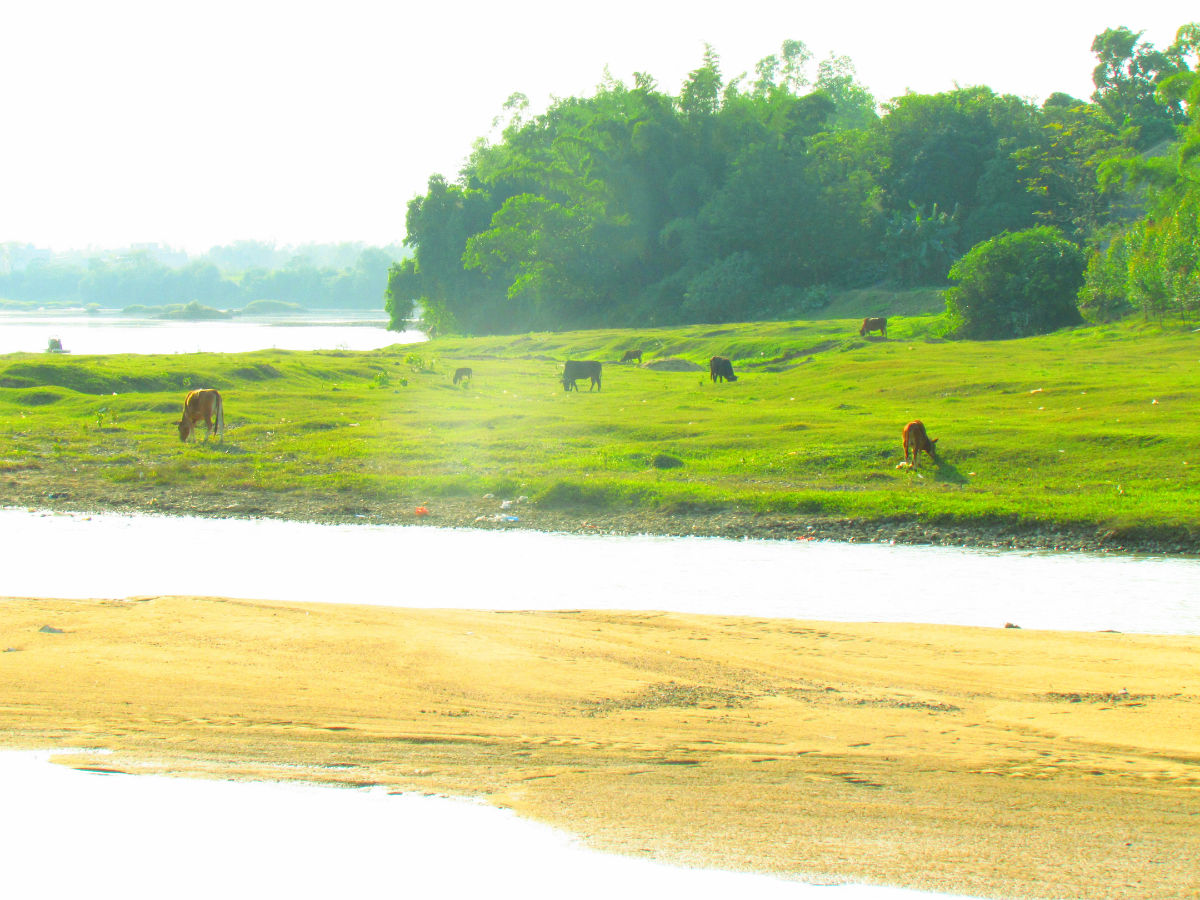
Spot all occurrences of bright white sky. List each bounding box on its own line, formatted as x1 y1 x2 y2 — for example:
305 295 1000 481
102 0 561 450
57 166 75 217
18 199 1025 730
0 0 1194 254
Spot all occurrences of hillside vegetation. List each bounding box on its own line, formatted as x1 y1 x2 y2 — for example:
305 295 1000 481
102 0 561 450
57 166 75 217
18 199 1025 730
1 315 1196 550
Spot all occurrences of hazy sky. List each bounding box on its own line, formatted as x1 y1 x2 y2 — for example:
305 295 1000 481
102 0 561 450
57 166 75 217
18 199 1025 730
1 1 1194 253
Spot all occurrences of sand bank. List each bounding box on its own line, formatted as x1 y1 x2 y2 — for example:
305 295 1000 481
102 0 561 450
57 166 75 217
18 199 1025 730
1 596 1196 898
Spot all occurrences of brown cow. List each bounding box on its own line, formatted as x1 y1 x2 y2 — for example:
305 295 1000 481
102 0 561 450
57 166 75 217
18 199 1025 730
860 317 887 339
902 419 937 467
452 367 472 385
177 389 224 442
620 349 643 364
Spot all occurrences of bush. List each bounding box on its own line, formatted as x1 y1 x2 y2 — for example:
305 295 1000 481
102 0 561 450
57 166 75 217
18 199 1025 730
945 227 1085 339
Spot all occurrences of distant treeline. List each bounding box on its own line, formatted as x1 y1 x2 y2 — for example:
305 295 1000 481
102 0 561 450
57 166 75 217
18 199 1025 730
0 241 407 310
387 26 1199 335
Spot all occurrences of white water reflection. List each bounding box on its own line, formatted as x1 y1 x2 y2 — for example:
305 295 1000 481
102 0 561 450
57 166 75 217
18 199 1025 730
2 508 1197 634
0 309 422 355
0 751 977 900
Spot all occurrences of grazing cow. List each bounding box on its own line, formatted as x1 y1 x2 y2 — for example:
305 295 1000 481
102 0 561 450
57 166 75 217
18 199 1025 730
177 388 224 442
561 360 602 392
620 349 642 364
902 419 938 468
709 356 738 382
860 317 887 339
452 367 472 385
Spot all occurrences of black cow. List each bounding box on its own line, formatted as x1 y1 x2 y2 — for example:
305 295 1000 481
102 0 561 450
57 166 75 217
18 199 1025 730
452 367 472 385
709 356 737 382
562 360 602 391
620 349 642 364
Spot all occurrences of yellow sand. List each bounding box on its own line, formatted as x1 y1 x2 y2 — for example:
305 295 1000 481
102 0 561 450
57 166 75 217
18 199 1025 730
1 595 1196 899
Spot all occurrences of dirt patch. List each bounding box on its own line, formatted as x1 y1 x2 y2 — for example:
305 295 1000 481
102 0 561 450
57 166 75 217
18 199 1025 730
642 358 704 372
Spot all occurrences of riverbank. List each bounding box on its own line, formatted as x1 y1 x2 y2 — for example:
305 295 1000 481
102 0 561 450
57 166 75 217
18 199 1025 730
3 466 1196 556
1 596 1196 899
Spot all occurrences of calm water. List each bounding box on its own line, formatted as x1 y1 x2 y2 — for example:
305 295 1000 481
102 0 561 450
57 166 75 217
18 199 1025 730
0 309 423 355
2 508 1197 634
0 751 973 900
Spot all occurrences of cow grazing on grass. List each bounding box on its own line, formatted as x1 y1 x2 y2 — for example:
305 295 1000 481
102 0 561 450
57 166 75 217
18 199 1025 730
620 349 643 364
860 317 887 339
452 367 472 385
902 419 938 467
177 389 224 442
562 360 602 391
709 356 738 382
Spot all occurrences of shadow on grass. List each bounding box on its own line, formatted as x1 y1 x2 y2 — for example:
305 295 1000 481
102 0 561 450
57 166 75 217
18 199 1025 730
932 459 969 485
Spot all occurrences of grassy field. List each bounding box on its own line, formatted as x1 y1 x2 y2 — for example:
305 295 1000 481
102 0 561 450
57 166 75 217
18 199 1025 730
1 313 1197 547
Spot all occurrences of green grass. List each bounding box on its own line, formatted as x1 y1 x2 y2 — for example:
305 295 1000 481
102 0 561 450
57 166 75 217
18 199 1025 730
1 315 1198 538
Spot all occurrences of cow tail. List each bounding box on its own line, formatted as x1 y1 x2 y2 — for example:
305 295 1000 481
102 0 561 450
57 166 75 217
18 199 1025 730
217 392 225 438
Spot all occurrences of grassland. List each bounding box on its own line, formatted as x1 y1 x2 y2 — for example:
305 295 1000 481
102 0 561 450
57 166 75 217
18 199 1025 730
1 313 1197 552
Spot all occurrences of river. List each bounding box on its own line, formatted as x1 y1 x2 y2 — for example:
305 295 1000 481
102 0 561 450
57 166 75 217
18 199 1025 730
0 308 422 355
2 508 1197 634
0 749 977 900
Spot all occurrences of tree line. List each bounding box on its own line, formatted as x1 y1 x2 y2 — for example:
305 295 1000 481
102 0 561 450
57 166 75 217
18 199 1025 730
0 241 405 311
387 26 1199 339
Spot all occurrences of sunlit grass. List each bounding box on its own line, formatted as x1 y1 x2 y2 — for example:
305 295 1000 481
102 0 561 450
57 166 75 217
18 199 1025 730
1 315 1197 537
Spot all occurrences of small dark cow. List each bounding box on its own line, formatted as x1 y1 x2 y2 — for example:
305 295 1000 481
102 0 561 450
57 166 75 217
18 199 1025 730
620 349 643 364
709 356 738 382
562 360 602 392
860 317 887 339
902 419 938 468
177 388 224 442
452 367 472 385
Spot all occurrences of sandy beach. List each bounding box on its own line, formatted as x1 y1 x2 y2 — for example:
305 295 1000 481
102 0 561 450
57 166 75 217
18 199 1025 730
1 595 1196 898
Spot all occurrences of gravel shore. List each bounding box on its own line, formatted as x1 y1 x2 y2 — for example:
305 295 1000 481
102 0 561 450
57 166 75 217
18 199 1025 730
4 466 1197 556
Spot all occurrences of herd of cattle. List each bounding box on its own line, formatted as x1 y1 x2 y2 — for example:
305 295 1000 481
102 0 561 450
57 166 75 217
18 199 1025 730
175 315 938 467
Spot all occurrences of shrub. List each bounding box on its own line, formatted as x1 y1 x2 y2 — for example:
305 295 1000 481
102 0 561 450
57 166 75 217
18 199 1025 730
945 227 1085 339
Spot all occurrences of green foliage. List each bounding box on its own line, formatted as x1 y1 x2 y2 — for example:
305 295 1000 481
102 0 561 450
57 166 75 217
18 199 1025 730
1082 48 1200 322
1078 237 1134 322
1090 26 1190 149
945 228 1085 339
391 28 1194 336
883 203 959 285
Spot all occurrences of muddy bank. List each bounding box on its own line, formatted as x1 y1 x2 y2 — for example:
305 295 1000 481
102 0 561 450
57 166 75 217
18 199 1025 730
4 466 1195 556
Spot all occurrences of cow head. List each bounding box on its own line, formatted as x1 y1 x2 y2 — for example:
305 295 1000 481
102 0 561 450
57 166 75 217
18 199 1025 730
176 419 192 442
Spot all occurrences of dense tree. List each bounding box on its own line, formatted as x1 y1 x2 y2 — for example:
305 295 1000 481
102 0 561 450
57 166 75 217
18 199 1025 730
1091 26 1190 150
945 227 1085 339
1081 27 1200 321
386 27 1194 335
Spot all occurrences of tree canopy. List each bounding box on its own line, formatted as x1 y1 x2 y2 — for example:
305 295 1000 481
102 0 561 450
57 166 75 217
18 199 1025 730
388 27 1198 336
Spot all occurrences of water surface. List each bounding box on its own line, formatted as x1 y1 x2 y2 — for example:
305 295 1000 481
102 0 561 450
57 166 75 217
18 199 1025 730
0 309 421 355
0 751 979 900
3 509 1196 634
